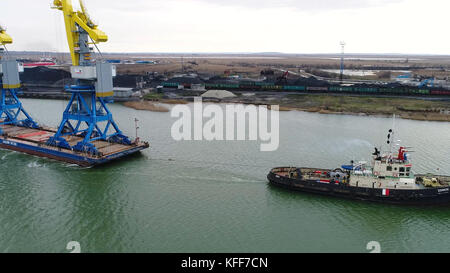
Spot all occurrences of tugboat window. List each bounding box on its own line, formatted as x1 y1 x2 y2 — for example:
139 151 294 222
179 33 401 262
400 167 405 172
387 166 392 171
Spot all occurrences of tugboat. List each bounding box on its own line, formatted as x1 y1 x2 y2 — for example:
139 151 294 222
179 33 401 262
268 129 450 205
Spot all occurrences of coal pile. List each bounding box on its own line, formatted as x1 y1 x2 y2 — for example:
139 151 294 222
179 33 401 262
205 76 240 85
113 74 147 88
353 82 406 89
22 67 153 88
21 67 71 84
166 76 204 85
383 82 408 88
291 76 330 87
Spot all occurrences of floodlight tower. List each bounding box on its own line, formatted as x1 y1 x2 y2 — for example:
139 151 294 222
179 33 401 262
48 0 132 155
0 25 38 134
340 41 346 82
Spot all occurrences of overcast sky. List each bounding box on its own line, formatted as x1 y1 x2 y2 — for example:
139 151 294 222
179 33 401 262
1 0 448 54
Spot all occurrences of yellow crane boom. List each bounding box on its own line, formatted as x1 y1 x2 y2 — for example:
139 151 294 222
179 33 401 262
0 26 13 46
52 0 108 66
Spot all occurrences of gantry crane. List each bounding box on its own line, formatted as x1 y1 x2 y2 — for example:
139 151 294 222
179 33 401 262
0 25 38 134
48 0 132 154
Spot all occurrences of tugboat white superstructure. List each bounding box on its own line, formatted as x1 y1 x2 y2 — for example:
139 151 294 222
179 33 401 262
347 147 418 191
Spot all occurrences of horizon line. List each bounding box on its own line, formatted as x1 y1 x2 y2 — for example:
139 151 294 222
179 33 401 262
8 51 450 57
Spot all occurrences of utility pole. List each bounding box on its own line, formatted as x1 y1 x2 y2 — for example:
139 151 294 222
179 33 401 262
181 56 184 73
340 41 346 82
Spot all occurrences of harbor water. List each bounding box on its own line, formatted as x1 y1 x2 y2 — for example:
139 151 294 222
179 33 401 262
1 99 450 253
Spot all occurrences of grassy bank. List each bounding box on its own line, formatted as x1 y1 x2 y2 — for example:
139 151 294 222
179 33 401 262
143 93 189 105
280 95 450 121
129 92 450 122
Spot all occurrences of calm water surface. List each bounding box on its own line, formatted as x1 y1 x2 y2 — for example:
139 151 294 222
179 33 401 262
1 99 450 253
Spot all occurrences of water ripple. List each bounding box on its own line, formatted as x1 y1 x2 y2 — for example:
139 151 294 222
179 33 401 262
2 100 450 252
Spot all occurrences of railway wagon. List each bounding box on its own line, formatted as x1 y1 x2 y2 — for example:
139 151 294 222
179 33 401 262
353 87 379 93
162 81 450 98
306 86 329 92
431 90 450 96
329 86 353 92
283 85 306 91
205 83 240 89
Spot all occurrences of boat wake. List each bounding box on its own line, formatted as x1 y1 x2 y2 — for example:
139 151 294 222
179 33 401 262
1 151 17 160
27 161 43 168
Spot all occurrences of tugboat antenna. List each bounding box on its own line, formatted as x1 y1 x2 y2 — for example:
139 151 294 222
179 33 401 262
389 114 396 154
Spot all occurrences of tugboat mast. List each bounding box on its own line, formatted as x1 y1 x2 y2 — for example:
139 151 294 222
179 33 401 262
387 114 397 156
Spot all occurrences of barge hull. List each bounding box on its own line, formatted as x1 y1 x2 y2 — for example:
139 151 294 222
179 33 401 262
268 172 450 206
0 125 149 167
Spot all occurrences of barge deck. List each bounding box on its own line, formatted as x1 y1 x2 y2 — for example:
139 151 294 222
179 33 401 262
0 124 149 167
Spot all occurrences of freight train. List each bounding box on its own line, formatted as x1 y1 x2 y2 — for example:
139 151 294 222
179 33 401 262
162 81 450 96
